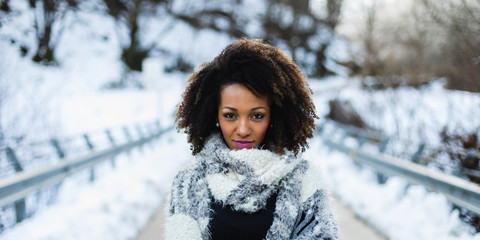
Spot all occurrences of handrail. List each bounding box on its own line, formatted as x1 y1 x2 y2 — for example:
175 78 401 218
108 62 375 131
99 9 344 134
319 118 480 160
318 121 480 215
0 125 174 208
0 121 151 151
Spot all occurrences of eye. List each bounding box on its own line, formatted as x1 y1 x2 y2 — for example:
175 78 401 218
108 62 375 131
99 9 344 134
223 113 236 119
252 113 265 120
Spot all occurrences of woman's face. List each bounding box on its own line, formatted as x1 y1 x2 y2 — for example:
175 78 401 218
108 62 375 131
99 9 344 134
217 83 271 150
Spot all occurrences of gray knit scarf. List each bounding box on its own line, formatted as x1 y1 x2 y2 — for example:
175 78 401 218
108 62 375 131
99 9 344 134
165 134 338 240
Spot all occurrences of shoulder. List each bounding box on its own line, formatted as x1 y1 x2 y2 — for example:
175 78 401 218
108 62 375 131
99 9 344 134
171 159 203 183
168 160 207 202
294 160 339 239
166 160 210 239
299 159 329 203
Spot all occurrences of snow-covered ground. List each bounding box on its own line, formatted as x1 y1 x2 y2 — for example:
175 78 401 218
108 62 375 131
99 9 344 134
1 1 480 239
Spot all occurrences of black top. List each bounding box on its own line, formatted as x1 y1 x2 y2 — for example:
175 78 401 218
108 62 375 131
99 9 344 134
209 194 277 240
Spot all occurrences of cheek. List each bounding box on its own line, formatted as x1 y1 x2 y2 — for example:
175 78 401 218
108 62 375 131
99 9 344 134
219 120 232 136
261 115 271 134
256 122 270 138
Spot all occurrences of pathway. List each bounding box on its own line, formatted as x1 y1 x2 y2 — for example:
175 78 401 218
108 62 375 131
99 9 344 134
135 195 387 240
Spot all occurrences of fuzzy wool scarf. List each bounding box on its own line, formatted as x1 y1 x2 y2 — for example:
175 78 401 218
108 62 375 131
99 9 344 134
165 135 338 240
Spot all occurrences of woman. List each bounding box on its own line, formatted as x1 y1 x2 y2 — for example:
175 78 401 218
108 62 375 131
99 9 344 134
165 38 338 240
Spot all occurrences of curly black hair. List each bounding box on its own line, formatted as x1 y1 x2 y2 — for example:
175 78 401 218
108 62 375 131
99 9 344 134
175 38 318 155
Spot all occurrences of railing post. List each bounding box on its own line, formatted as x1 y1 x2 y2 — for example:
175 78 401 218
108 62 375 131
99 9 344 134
144 123 155 149
316 122 325 134
376 137 390 184
379 137 390 153
135 124 144 138
153 121 161 139
136 124 145 153
105 129 116 168
148 122 155 136
340 130 349 143
83 134 96 182
49 139 65 159
83 134 94 150
5 147 26 223
411 143 425 163
123 126 132 142
105 129 116 146
357 131 367 147
49 138 66 202
5 147 23 172
155 120 161 133
123 126 132 156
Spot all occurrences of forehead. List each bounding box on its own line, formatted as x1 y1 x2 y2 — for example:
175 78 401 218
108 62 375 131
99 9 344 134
219 83 268 108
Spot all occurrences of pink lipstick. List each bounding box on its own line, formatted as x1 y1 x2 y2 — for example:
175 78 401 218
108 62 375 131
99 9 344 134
234 141 253 148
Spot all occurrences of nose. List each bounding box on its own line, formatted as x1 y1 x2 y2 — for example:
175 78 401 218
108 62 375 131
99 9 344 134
236 118 251 137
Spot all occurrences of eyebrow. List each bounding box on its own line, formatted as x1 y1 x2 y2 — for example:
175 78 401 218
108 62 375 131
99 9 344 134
222 106 267 111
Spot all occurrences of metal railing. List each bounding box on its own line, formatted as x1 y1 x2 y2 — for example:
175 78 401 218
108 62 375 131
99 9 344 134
318 120 480 215
0 120 173 228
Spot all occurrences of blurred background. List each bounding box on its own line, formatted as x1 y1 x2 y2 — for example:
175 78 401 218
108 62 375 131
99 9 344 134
0 0 479 239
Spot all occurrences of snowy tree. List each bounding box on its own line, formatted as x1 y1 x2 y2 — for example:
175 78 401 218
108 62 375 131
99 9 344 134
0 0 10 12
421 0 480 92
103 0 169 71
29 0 78 64
166 0 344 77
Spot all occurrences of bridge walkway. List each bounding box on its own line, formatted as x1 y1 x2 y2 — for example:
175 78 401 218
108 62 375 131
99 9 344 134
135 195 387 240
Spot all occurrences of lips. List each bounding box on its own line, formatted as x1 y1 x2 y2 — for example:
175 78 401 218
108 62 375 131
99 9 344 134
234 140 253 148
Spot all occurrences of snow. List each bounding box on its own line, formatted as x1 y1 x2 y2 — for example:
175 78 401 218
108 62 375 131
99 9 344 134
306 141 478 240
1 1 480 239
309 78 480 239
334 79 480 145
0 130 190 240
3 75 479 239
